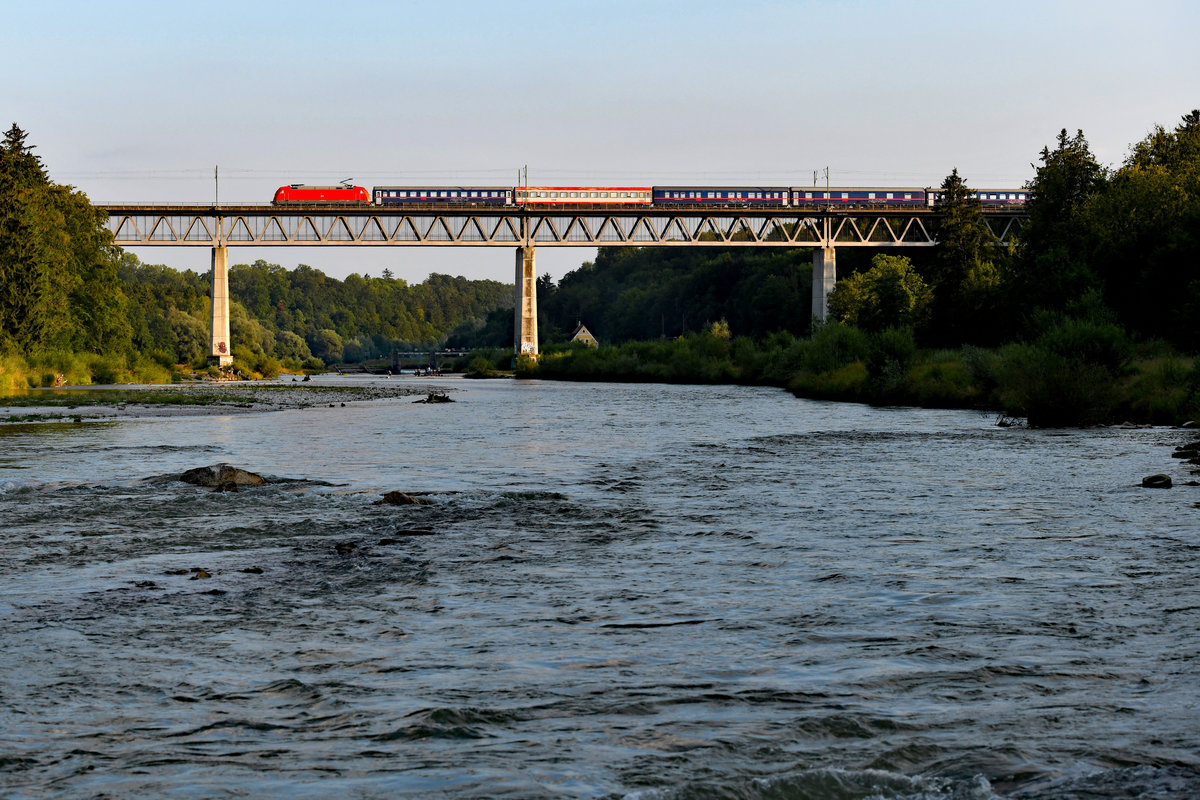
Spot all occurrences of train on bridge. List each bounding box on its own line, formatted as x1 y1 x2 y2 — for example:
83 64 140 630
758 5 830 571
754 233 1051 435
272 184 1030 209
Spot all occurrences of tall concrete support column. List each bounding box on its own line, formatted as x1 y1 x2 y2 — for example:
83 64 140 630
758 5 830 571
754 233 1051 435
514 246 538 359
811 246 837 323
209 246 233 366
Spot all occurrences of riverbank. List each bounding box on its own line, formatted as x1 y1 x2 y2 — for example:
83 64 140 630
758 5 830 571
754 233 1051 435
515 326 1200 428
0 381 441 423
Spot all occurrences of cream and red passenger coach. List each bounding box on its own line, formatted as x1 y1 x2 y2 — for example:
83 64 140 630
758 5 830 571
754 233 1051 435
515 187 652 205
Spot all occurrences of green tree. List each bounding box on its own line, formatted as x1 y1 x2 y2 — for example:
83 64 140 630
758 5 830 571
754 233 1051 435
275 330 311 361
1009 128 1108 321
0 123 47 186
307 328 344 363
928 169 1003 344
1079 110 1200 344
828 253 932 332
1 124 131 355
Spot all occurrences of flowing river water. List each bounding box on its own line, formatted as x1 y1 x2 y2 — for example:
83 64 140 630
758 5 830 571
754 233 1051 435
1 377 1198 799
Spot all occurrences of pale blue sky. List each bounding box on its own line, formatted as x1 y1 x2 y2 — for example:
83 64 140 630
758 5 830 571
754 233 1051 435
6 0 1197 281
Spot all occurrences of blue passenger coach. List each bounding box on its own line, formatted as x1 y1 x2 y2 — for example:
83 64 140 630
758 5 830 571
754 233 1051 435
653 187 790 206
373 186 512 205
790 187 927 206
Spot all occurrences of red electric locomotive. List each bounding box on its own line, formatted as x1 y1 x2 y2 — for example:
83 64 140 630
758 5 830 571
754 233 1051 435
272 184 371 205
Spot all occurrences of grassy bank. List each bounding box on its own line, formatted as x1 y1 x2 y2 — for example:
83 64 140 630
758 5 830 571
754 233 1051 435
0 352 176 394
0 348 325 396
512 324 1200 427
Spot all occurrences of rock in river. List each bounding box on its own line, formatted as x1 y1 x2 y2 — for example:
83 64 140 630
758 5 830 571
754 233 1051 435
180 464 266 488
374 491 434 506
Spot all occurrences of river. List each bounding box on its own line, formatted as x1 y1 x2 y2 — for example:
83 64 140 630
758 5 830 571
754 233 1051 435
1 377 1197 799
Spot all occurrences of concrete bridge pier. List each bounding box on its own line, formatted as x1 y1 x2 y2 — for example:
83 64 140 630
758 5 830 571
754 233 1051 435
209 245 233 366
811 246 837 323
514 246 538 359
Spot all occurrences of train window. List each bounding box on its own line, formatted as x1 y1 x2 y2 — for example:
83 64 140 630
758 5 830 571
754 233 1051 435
868 193 876 199
886 193 893 199
569 192 577 198
589 192 596 198
620 192 628 198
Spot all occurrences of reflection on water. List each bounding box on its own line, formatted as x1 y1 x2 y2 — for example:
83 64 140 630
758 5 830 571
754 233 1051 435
1 377 1197 799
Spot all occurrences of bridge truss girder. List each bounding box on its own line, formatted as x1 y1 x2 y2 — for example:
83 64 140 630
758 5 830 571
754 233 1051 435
102 206 1024 248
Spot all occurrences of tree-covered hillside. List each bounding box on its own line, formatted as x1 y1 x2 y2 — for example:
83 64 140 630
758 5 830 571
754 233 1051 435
0 124 130 356
0 124 515 383
536 246 818 344
516 110 1200 426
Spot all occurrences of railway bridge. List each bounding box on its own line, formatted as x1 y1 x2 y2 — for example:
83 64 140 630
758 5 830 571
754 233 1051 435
101 203 1025 366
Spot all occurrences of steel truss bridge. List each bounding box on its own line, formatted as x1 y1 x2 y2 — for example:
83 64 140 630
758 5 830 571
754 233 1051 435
102 204 1025 249
100 203 1026 360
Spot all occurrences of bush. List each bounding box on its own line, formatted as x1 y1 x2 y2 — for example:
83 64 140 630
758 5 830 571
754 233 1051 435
464 356 497 378
801 322 871 374
868 327 918 398
0 354 30 395
994 343 1116 426
514 353 539 376
789 361 869 400
904 353 979 408
1036 317 1129 373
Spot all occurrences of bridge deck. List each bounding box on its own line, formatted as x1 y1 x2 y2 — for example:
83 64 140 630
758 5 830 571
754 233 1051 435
102 205 1024 247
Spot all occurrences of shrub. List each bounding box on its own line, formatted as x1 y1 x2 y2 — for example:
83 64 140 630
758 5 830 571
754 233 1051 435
904 354 979 407
1036 317 1129 373
994 343 1116 426
464 357 497 378
802 322 871 374
789 361 869 400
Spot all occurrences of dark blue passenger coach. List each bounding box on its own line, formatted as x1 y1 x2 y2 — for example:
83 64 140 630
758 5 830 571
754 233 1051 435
373 186 512 205
653 187 790 205
790 188 928 206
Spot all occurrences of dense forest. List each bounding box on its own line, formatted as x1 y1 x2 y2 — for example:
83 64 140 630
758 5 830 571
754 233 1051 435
507 112 1198 354
0 123 511 387
4 111 1200 425
513 111 1200 426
